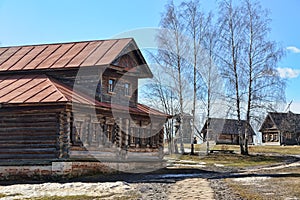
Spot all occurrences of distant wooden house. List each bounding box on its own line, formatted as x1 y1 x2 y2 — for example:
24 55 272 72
0 39 168 178
173 113 193 144
201 118 255 145
259 112 300 145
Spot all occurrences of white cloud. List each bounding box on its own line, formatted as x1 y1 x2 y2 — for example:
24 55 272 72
286 46 300 53
277 67 300 79
290 101 300 113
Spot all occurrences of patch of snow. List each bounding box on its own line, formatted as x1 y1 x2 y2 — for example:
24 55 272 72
0 181 132 200
232 176 271 183
214 164 224 167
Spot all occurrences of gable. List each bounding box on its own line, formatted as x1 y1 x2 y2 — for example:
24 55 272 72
111 41 153 78
260 112 300 132
259 114 277 132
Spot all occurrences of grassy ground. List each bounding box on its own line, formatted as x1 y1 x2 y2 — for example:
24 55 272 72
210 144 300 155
167 153 287 168
181 144 300 155
226 175 300 200
170 145 300 199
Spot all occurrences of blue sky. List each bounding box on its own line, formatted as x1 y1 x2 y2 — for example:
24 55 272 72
0 0 299 112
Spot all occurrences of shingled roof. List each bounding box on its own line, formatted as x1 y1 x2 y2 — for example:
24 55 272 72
259 111 300 132
201 118 256 136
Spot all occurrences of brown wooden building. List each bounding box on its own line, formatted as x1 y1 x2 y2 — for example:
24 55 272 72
0 39 168 177
201 118 255 145
260 112 300 145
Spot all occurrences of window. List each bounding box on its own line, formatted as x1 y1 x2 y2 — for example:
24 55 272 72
124 83 130 96
286 132 292 139
108 79 115 93
71 120 84 145
263 134 267 142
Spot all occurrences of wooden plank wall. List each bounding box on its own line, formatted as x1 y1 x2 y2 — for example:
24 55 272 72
0 112 59 164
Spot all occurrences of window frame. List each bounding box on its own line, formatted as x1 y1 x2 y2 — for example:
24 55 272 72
124 82 131 96
108 78 116 94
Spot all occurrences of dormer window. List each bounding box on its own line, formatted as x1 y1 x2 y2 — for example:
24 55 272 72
108 79 115 93
124 83 130 96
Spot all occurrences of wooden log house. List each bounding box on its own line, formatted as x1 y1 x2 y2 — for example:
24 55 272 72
0 38 168 177
201 118 255 145
260 111 300 145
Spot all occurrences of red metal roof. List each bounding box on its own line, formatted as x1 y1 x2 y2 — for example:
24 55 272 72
0 75 68 103
0 39 132 72
0 74 168 117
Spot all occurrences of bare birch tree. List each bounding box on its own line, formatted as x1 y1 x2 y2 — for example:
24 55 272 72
218 0 247 154
181 0 211 154
242 0 285 154
141 66 180 154
143 0 286 155
218 0 285 154
156 1 189 154
201 12 224 154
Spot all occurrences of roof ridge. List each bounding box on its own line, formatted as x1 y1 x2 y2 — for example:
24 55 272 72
0 38 133 49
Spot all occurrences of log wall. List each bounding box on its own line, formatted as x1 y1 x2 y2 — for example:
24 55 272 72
0 106 165 165
0 112 60 164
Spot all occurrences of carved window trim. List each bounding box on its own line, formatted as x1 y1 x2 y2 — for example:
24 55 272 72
71 120 84 146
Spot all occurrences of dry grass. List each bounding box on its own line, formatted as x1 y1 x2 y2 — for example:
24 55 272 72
0 193 22 198
169 153 286 168
248 145 300 155
0 193 6 198
211 144 300 155
224 161 300 200
226 176 300 200
225 180 264 200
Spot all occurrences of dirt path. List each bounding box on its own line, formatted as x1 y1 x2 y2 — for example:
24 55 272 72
167 178 215 200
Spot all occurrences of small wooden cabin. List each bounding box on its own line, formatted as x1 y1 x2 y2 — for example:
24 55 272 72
0 39 168 177
201 118 255 145
260 112 300 145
